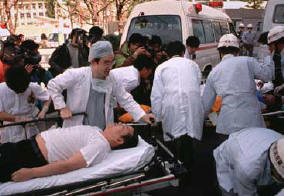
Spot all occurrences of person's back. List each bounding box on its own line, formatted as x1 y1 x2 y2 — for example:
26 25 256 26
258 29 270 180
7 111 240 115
152 56 203 140
214 127 283 196
203 34 274 135
207 55 266 133
158 57 201 96
109 66 139 92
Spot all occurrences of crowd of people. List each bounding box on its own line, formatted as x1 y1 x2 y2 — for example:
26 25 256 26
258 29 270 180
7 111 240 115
0 24 283 196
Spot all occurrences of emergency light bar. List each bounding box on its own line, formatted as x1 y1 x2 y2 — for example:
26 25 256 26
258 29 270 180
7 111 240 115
208 1 223 8
194 1 224 9
194 4 203 13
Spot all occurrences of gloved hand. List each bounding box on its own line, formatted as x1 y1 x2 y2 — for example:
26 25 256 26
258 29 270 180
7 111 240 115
274 84 284 96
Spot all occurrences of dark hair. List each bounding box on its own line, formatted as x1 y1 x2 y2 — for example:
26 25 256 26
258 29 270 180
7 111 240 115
166 41 185 57
21 40 39 51
128 33 144 45
186 36 200 48
70 28 87 39
41 33 47 40
258 32 268 45
149 35 162 46
114 130 139 150
218 46 240 55
89 26 104 37
133 55 154 71
5 66 30 94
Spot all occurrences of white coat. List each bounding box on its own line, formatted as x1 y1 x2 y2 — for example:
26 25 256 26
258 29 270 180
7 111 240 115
202 54 274 135
109 66 140 92
0 82 50 143
214 127 283 196
47 67 145 128
151 57 204 141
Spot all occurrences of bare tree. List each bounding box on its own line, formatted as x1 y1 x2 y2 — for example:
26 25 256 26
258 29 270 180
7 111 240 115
0 0 21 34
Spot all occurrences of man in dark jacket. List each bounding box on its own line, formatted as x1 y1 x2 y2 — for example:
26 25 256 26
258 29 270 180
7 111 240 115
48 28 89 77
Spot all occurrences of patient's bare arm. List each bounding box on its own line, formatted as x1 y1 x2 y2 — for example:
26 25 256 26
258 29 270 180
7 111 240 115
11 152 87 182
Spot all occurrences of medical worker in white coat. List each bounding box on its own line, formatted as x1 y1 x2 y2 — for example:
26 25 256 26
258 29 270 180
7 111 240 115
48 41 154 129
109 55 154 92
214 127 284 196
202 34 274 143
0 66 50 143
151 41 203 170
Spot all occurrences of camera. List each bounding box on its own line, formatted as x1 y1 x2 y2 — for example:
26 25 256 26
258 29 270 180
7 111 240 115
20 40 41 66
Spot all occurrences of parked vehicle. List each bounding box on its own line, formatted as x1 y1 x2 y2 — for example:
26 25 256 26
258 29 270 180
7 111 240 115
263 0 284 32
121 0 235 75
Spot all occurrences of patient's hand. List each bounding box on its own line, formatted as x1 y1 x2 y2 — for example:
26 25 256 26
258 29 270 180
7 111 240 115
12 168 34 182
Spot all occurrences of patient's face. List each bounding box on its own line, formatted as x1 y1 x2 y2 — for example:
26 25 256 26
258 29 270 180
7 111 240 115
106 124 134 147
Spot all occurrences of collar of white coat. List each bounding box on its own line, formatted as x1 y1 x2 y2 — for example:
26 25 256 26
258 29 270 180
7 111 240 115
222 54 235 61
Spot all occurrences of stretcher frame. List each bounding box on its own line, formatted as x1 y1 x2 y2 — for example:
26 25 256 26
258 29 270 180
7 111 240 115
3 121 186 196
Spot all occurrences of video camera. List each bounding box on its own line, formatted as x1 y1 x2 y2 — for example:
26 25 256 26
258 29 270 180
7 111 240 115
1 37 41 67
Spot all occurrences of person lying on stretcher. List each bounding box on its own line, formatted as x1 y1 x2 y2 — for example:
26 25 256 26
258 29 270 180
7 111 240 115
0 123 138 183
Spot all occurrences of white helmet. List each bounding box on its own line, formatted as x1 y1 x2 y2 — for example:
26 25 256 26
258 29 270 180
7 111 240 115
217 34 239 49
268 26 284 44
239 23 245 28
270 138 284 179
247 24 253 28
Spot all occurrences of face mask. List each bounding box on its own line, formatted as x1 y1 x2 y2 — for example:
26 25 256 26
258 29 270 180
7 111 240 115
91 78 112 93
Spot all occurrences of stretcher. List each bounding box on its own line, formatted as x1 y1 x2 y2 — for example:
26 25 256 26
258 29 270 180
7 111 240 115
0 120 187 196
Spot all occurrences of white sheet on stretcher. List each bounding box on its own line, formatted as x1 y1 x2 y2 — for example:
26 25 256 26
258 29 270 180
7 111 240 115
0 137 155 196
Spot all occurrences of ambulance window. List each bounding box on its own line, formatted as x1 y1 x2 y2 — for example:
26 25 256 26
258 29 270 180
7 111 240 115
192 20 206 44
273 4 284 23
212 22 222 41
127 15 182 44
220 22 229 35
203 21 215 43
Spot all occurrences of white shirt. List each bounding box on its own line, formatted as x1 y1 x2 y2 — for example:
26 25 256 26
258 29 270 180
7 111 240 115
109 66 140 92
151 57 204 141
202 54 274 135
0 82 50 143
214 127 283 196
41 125 111 167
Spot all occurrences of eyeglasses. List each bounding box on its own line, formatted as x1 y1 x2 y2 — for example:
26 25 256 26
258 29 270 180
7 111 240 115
102 60 115 66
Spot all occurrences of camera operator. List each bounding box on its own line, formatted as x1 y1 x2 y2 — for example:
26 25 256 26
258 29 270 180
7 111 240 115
0 39 51 144
48 28 89 77
21 40 53 87
114 33 151 68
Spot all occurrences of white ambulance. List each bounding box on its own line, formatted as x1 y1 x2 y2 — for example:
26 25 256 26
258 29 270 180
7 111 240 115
263 0 284 32
121 0 235 76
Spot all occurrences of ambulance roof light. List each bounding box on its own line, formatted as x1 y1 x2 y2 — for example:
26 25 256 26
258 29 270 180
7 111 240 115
194 4 202 13
208 1 223 8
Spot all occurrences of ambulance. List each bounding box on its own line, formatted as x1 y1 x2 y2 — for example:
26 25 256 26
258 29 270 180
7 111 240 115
263 0 284 32
121 0 235 76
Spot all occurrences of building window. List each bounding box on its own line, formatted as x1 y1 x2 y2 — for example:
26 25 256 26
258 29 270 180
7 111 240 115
38 3 43 9
20 13 25 18
39 12 44 16
27 13 31 18
32 4 36 9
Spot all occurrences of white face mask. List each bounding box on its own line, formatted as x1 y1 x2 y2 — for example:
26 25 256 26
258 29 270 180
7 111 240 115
91 78 112 93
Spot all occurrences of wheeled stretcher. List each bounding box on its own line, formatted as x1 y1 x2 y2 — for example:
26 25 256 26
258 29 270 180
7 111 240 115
0 120 187 196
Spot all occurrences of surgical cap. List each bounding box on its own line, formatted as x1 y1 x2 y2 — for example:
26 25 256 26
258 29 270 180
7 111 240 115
88 41 114 62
